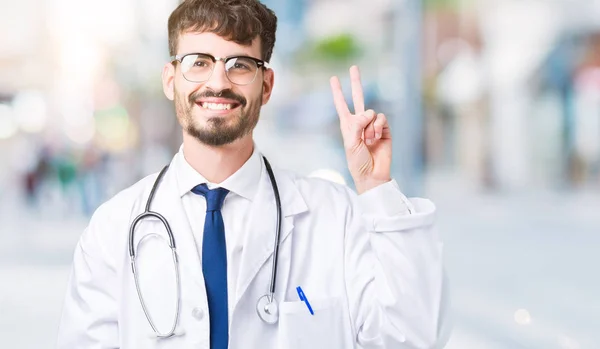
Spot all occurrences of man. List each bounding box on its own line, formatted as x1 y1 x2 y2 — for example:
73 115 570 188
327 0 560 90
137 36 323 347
57 0 450 348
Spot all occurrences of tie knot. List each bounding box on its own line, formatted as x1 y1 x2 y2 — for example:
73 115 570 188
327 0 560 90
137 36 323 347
191 184 229 212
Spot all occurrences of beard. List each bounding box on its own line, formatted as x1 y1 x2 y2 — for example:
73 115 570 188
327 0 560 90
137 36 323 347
175 87 261 147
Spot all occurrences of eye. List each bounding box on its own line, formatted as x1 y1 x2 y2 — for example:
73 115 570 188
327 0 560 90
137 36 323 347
227 57 257 71
190 55 214 69
237 63 251 70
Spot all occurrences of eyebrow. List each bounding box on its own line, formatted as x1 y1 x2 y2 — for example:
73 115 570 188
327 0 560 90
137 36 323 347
228 52 255 57
198 52 259 59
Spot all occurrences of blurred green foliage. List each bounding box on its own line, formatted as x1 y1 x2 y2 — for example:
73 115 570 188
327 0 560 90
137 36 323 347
312 33 361 61
423 0 463 10
295 33 362 69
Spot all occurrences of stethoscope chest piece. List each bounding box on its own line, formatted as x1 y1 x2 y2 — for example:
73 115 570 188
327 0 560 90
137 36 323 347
256 294 279 324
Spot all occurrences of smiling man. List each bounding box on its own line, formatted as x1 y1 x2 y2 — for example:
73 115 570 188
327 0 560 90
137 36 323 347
56 0 450 348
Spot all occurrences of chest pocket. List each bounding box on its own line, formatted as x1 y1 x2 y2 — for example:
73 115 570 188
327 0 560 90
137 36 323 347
277 297 354 349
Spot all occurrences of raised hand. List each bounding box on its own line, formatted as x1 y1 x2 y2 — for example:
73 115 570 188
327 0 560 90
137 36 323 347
330 66 392 194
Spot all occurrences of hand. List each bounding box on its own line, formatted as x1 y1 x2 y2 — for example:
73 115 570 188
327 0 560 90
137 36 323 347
330 66 392 194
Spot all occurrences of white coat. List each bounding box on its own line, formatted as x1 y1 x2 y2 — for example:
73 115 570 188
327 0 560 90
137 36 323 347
57 153 451 349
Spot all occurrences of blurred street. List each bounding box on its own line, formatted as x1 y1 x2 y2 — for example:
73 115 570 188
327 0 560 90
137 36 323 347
433 189 600 349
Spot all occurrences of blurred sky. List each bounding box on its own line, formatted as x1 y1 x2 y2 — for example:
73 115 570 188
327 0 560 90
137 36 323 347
0 0 599 348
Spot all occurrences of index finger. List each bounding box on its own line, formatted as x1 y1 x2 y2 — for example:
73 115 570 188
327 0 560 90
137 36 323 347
330 76 351 117
350 65 365 114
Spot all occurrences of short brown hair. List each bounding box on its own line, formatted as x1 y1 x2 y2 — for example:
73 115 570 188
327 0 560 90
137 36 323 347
168 0 278 62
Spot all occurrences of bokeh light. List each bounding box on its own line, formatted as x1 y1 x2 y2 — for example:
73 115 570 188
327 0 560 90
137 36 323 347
0 104 18 140
13 91 48 133
514 308 532 326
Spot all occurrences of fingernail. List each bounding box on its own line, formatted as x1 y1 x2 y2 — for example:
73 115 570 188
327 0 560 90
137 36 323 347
366 139 373 145
375 133 381 139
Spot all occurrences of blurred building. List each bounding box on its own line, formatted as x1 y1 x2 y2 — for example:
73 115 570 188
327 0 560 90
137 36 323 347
1 0 599 214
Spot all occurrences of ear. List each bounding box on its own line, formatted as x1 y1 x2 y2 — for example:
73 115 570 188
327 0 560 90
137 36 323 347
261 68 275 105
162 63 176 101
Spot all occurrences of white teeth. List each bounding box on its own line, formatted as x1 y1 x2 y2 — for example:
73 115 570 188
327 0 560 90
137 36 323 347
201 102 233 110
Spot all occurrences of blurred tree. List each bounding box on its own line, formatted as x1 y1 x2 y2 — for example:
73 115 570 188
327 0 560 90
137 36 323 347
423 0 462 10
313 34 361 61
294 33 362 69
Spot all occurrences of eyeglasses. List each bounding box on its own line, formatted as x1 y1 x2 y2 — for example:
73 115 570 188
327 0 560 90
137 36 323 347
170 53 269 86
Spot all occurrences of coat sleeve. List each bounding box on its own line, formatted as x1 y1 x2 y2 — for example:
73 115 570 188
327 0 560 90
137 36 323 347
343 180 451 349
56 204 120 349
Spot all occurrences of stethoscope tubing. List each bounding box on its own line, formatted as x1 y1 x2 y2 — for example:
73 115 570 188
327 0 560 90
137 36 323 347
263 156 282 300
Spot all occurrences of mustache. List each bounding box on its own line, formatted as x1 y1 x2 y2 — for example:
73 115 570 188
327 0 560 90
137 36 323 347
190 89 246 107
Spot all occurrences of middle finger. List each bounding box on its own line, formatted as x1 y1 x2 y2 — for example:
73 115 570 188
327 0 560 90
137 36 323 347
350 66 365 115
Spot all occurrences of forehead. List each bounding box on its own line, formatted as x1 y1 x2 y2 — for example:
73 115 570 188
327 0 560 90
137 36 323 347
177 31 261 58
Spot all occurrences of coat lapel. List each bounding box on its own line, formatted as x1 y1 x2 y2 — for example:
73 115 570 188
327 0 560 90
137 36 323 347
233 162 308 306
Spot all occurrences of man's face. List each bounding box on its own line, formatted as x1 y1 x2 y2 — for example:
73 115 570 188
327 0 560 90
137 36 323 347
162 32 274 146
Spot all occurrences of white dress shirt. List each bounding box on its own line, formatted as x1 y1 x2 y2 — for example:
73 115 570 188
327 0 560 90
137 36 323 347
173 145 263 318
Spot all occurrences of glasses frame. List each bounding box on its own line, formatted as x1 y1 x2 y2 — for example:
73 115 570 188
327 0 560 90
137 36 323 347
170 52 270 86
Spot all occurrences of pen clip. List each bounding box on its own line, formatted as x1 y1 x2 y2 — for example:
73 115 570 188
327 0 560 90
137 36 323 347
296 286 314 315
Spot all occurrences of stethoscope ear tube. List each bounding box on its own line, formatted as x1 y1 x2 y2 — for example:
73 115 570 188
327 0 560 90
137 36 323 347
129 211 176 258
146 165 170 212
131 245 181 338
128 164 181 337
129 165 171 258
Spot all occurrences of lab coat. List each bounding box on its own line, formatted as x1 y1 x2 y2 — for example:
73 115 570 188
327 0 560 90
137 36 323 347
57 153 451 349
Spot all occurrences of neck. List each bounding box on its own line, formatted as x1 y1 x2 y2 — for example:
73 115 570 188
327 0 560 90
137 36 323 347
182 132 254 184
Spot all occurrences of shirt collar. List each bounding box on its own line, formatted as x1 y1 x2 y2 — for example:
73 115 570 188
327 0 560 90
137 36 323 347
174 143 262 201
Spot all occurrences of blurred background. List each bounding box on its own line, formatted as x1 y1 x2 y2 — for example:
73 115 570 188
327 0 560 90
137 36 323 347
0 0 598 347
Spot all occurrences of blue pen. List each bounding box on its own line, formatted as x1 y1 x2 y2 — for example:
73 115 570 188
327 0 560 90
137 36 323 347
296 286 314 315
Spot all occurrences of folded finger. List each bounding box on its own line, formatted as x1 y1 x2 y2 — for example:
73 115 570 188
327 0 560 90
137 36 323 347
373 113 387 140
363 109 377 145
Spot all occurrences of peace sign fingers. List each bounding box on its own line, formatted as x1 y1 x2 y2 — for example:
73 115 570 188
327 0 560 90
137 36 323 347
350 65 365 114
330 66 377 149
328 65 394 193
330 65 367 117
330 75 351 118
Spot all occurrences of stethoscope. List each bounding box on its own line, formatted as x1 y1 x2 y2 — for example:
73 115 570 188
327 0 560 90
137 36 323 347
128 156 283 338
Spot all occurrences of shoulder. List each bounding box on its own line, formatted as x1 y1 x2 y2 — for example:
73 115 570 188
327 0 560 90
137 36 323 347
89 171 161 227
75 171 162 264
274 167 355 210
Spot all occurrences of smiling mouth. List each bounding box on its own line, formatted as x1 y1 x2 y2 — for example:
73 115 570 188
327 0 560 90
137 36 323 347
197 102 241 111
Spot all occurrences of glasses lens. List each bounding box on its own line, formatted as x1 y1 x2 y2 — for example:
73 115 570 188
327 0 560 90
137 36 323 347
180 54 214 82
225 57 259 85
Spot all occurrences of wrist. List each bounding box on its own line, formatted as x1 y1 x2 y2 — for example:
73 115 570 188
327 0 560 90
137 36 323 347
353 177 391 195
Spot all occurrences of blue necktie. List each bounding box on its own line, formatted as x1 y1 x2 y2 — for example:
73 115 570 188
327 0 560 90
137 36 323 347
191 184 229 349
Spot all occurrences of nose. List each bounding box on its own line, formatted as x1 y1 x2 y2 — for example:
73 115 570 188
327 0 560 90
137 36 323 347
204 61 233 91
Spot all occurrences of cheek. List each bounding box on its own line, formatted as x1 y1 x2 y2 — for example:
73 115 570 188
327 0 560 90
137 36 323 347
175 77 200 100
243 85 263 103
